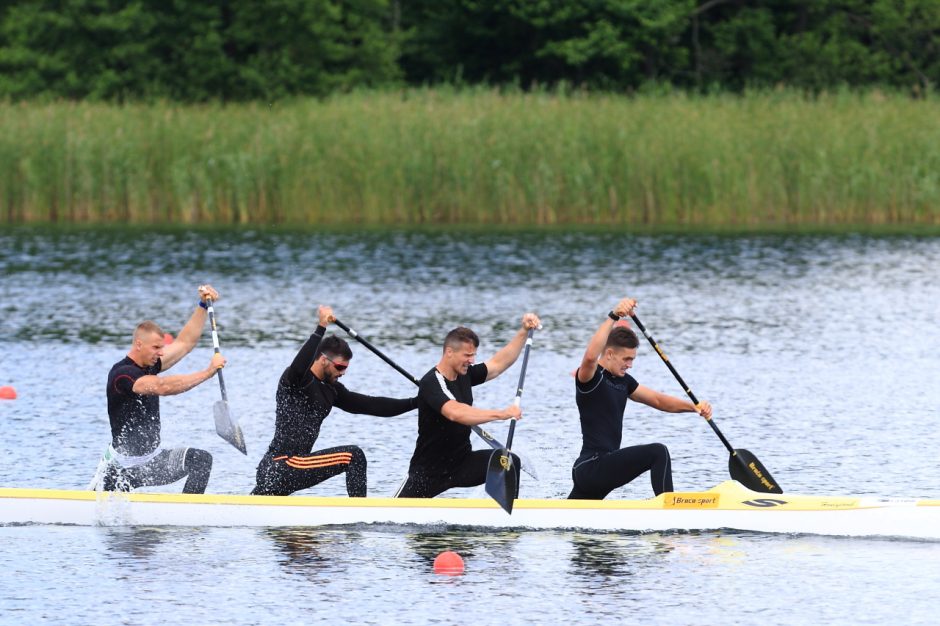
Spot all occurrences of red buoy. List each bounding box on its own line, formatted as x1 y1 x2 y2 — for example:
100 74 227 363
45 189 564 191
0 386 17 400
433 551 465 575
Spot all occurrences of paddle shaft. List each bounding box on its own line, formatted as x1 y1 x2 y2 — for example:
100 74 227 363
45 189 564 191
629 314 736 455
333 319 420 385
505 329 535 450
205 298 228 402
334 318 511 452
484 327 534 513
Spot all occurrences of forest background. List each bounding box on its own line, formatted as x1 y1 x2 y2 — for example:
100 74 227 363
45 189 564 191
2 0 938 228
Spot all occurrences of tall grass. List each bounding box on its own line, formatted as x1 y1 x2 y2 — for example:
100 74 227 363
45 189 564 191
2 88 939 227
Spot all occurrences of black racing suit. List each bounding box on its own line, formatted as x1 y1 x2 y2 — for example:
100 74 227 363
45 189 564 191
251 326 416 497
568 367 672 499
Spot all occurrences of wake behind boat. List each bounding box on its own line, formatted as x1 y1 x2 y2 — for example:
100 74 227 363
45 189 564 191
2 481 939 540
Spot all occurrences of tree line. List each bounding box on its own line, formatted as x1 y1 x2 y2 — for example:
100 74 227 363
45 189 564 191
0 0 937 102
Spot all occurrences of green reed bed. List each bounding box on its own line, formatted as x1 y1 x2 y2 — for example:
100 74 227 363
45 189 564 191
2 89 939 227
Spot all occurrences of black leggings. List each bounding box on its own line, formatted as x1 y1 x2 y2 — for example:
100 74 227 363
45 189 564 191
396 449 521 498
251 445 367 497
568 443 673 499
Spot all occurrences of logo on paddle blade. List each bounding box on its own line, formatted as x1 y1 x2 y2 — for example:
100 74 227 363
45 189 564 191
499 455 511 471
748 462 777 492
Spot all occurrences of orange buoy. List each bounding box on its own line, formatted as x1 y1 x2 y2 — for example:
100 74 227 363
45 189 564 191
163 333 174 344
433 551 465 575
0 386 17 400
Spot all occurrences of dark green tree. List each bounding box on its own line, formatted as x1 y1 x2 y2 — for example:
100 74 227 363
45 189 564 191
1 0 937 99
0 0 401 101
689 0 939 92
399 0 694 89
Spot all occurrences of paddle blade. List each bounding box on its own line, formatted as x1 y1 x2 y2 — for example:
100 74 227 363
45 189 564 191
484 448 520 514
214 400 247 455
730 448 782 494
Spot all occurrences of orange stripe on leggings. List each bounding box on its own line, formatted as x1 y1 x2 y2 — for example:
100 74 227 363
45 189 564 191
286 458 352 470
288 454 352 465
289 452 353 463
285 453 353 469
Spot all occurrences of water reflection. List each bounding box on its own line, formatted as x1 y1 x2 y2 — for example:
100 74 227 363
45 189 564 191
567 531 751 586
263 527 354 579
260 524 526 581
406 528 485 566
101 526 171 560
568 532 672 580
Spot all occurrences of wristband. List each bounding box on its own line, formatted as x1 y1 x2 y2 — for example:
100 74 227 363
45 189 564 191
608 311 620 321
199 300 209 310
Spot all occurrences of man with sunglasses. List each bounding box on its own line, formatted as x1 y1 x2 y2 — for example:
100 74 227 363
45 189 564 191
251 305 417 497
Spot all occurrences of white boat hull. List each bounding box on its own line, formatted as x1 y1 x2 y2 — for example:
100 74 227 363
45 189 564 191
2 481 938 540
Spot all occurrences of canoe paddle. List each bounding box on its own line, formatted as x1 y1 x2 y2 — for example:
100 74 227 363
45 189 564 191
485 328 534 513
333 318 540 481
630 314 782 494
206 298 247 455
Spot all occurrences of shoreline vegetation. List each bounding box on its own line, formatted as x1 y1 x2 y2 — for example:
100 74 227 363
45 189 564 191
2 89 938 229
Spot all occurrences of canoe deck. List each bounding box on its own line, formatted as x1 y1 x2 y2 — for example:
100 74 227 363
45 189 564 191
2 481 938 540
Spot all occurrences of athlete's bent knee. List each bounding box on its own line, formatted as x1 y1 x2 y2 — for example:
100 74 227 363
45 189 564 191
186 448 213 472
349 446 366 466
182 448 213 494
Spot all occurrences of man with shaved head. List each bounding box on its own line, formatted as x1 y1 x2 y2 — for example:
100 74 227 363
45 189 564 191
96 284 226 494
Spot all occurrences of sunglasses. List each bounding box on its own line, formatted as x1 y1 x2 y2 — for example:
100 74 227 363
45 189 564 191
324 355 348 371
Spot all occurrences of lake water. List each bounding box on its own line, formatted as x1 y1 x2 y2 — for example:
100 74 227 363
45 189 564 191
2 228 939 625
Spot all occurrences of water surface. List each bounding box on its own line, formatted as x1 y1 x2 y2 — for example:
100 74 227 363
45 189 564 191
1 228 939 624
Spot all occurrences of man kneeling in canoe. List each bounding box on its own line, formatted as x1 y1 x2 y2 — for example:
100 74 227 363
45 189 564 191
395 312 541 498
94 284 226 494
569 298 712 499
251 305 417 497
